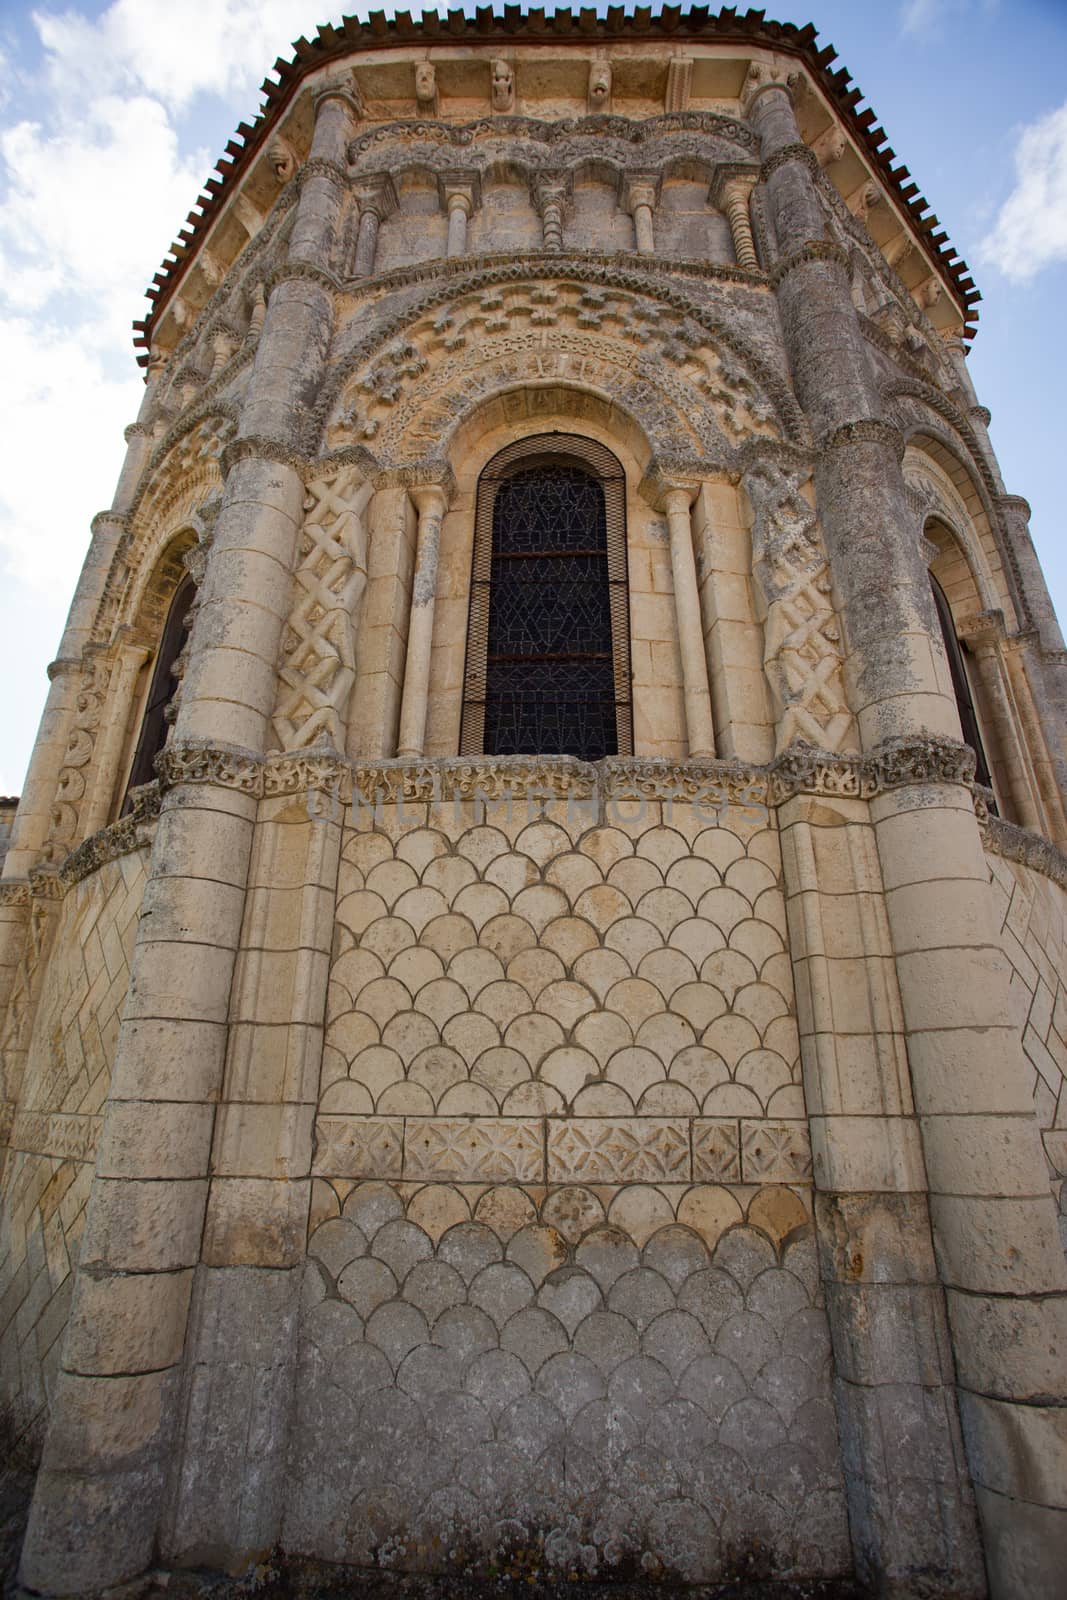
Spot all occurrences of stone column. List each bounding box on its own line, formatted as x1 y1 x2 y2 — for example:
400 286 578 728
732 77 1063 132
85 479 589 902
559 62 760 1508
657 481 716 760
750 72 1067 1598
79 636 152 838
442 174 478 258
623 175 658 255
2 354 161 881
994 495 1067 808
956 612 1044 833
351 175 396 277
18 73 361 1597
535 179 566 252
717 173 759 270
397 484 449 758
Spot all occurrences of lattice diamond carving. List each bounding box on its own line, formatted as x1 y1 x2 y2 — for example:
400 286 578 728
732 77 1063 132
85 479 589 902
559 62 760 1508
273 467 372 751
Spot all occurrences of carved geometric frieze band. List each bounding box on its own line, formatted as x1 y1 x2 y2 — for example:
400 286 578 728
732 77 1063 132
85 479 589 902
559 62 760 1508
28 737 1067 907
310 1112 813 1186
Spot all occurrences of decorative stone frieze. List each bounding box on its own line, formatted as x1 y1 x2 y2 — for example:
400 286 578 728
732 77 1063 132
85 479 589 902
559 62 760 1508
45 655 113 861
9 19 1067 1600
272 467 372 753
743 460 856 754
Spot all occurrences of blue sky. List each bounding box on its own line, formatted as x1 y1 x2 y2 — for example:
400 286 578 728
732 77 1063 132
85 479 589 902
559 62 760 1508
0 0 1064 796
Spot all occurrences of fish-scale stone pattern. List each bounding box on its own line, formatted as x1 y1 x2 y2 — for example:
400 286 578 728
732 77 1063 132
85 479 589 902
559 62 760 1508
288 1180 849 1581
0 849 148 1423
988 849 1067 1256
318 802 809 1188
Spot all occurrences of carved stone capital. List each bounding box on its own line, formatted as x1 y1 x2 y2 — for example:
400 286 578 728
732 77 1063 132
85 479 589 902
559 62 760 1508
821 418 906 460
354 174 398 222
768 238 850 287
956 608 1006 647
533 176 568 215
639 463 703 513
313 65 364 120
440 171 481 215
46 657 83 682
220 435 310 479
741 62 797 121
621 173 660 215
760 141 821 183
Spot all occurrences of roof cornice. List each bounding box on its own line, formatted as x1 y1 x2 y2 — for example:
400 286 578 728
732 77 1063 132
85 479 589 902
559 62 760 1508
133 5 980 366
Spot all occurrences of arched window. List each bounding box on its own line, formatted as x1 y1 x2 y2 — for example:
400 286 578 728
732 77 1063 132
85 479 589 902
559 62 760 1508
930 572 994 796
461 435 631 760
123 574 196 802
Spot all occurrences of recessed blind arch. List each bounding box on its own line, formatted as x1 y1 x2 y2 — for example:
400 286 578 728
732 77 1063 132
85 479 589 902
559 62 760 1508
460 433 632 760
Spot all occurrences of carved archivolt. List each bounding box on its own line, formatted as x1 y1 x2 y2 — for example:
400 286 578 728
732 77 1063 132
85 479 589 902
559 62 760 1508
346 112 756 173
324 274 788 466
743 461 856 755
45 657 112 863
271 466 373 752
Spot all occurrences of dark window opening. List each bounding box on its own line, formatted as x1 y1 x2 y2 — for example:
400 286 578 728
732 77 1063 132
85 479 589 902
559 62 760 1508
931 573 995 802
461 437 632 762
484 464 618 759
123 575 195 804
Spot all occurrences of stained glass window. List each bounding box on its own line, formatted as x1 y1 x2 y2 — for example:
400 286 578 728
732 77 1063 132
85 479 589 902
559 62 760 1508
123 574 195 806
461 437 632 760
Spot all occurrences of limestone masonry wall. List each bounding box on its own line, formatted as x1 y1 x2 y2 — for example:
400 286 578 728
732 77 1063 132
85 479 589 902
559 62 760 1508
4 12 1067 1598
0 849 148 1428
987 849 1067 1255
292 788 846 1578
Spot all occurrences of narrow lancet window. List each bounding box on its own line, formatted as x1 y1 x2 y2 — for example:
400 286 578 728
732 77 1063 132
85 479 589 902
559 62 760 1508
931 572 994 797
461 436 631 760
124 574 196 801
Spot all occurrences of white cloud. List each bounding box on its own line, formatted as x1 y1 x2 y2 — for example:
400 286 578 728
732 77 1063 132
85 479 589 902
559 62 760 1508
34 0 329 111
0 95 209 331
900 0 999 37
980 101 1067 280
0 1 338 788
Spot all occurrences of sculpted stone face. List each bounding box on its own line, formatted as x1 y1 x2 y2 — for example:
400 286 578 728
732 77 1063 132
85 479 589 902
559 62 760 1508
415 62 435 105
589 62 612 110
267 135 294 182
491 58 514 112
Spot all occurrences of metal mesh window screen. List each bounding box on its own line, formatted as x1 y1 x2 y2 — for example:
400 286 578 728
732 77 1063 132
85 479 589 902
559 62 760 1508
461 434 632 759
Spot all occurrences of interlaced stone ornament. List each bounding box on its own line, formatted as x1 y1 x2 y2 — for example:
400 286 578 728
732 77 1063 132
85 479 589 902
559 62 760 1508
272 466 373 751
744 461 856 753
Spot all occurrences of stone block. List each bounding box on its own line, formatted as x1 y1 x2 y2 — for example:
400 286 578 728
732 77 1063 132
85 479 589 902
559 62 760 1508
65 1268 193 1375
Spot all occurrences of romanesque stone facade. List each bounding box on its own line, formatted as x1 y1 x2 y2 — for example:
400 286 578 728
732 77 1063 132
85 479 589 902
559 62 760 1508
1 11 1065 1598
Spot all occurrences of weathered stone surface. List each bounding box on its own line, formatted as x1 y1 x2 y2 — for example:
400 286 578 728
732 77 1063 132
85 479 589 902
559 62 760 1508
6 15 1067 1600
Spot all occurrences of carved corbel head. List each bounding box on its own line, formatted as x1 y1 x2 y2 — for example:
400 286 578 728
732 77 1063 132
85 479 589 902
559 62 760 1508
415 60 438 116
267 132 298 184
812 123 848 168
588 59 612 114
914 275 942 311
490 58 515 113
850 181 881 224
199 248 224 289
